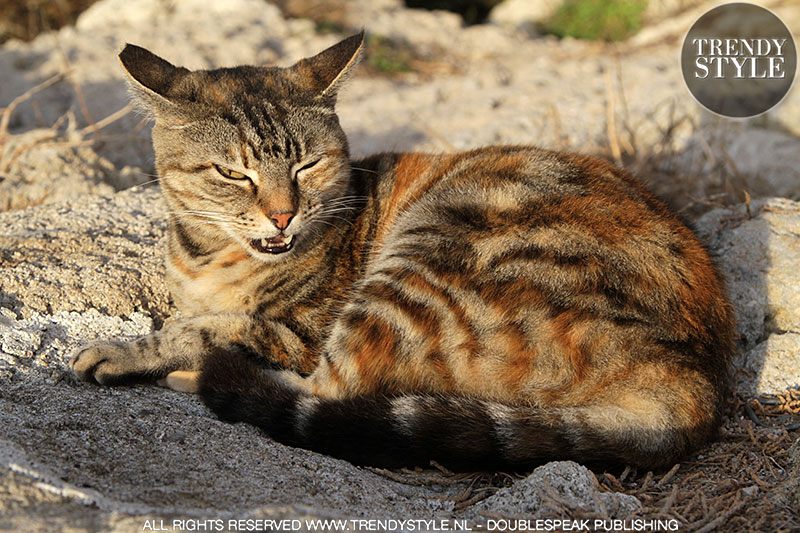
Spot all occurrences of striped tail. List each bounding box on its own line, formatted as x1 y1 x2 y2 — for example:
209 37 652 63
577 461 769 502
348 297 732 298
198 347 707 471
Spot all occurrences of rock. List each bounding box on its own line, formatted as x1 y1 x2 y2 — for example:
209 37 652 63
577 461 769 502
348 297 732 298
742 335 800 396
0 127 144 212
0 308 43 361
695 197 800 395
642 0 705 24
0 438 351 532
471 461 641 519
488 0 562 34
0 308 153 376
0 186 171 321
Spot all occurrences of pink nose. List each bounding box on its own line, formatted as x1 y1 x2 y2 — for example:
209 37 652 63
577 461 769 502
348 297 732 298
270 212 294 230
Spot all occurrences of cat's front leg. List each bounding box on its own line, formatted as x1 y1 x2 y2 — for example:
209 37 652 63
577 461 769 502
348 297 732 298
70 313 255 386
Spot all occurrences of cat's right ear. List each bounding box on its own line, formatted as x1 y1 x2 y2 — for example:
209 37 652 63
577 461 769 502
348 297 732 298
118 44 188 116
285 31 365 104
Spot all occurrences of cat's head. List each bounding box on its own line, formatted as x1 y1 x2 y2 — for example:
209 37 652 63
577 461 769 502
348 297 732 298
119 33 364 261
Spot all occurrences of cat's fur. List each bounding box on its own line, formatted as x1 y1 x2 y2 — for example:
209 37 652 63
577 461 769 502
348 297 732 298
71 33 735 471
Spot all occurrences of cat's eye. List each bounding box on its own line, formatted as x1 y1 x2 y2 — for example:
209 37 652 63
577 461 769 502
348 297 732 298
295 158 322 177
214 164 249 181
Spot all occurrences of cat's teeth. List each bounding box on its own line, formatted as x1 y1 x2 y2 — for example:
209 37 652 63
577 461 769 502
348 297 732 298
249 234 295 254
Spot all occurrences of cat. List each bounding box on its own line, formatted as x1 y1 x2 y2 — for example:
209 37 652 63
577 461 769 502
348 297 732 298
71 32 735 471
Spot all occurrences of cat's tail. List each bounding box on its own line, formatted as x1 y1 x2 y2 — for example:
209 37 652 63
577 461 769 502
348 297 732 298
198 347 718 471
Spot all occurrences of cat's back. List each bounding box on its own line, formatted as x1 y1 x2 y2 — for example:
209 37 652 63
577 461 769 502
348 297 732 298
354 145 732 393
362 145 711 277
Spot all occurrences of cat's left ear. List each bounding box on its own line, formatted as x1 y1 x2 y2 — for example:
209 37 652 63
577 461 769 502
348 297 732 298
118 44 189 116
286 31 364 103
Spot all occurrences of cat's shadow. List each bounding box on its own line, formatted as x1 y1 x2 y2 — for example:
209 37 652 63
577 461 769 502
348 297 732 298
347 124 432 156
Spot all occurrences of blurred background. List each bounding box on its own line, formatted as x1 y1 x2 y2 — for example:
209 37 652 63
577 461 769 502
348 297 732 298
0 0 677 44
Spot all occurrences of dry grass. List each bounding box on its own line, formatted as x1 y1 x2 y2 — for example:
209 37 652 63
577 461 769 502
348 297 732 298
0 70 133 211
609 394 799 532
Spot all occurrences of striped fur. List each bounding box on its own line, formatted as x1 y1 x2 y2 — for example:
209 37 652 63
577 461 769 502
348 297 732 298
71 34 735 471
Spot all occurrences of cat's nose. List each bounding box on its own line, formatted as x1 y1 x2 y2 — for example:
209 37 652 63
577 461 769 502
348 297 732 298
270 212 294 231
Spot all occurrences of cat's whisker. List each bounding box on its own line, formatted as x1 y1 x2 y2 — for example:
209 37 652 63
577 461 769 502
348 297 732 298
126 177 163 188
351 166 379 175
312 220 336 228
182 220 230 231
169 213 231 222
323 196 368 205
169 210 236 220
319 215 356 227
318 207 358 216
326 195 368 201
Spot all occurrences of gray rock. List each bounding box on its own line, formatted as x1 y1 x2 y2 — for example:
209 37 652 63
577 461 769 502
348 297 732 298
0 186 171 321
0 307 153 376
488 0 562 34
0 310 43 360
695 197 800 395
0 127 146 213
472 461 641 519
0 438 360 533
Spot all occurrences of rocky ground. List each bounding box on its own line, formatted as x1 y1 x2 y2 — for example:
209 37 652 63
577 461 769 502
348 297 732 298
1 0 799 531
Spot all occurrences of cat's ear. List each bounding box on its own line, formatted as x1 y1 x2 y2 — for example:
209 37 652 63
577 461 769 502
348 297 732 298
286 31 364 103
118 44 189 115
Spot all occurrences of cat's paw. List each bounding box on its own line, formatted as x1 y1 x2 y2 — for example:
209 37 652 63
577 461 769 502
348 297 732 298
158 370 201 393
70 341 149 386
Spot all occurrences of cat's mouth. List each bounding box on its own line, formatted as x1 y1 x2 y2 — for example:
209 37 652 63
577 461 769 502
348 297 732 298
249 234 295 254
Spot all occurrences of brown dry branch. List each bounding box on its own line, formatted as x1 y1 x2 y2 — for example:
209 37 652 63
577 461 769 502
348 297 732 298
656 464 680 488
55 37 99 132
0 61 133 182
79 103 132 135
0 72 66 141
1 138 92 175
452 488 497 510
603 65 622 166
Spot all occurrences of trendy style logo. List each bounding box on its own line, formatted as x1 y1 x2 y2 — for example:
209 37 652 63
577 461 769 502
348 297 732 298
681 2 796 118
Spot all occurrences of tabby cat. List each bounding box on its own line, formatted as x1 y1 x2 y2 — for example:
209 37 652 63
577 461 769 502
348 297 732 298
71 33 735 471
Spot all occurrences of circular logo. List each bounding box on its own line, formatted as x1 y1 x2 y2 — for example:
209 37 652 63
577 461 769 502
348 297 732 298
681 2 796 118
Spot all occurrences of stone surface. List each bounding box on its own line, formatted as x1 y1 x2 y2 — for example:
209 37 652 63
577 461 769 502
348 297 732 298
0 127 146 212
471 461 641 519
0 186 171 321
696 197 800 395
488 0 562 33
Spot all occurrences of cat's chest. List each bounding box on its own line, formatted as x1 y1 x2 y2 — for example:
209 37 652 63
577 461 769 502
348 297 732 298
166 245 266 315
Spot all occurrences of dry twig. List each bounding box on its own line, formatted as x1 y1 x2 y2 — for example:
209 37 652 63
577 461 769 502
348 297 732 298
0 73 66 140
